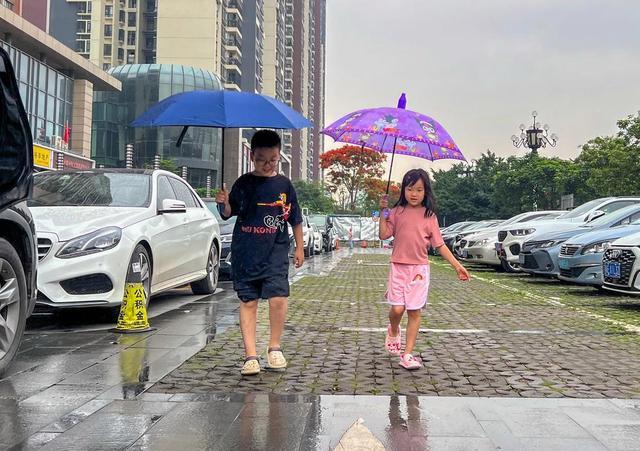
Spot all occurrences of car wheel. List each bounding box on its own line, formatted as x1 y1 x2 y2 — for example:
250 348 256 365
191 242 219 295
127 244 152 306
501 259 520 273
0 238 28 377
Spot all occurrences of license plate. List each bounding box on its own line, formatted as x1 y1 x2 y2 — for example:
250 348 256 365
462 250 469 258
558 258 570 270
604 262 621 279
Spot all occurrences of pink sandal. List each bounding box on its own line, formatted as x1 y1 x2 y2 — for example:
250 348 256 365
385 325 402 355
399 353 422 370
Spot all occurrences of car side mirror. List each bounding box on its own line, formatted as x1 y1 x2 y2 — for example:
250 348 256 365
586 210 605 222
159 199 187 213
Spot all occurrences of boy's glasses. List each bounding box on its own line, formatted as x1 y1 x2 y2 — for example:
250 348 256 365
254 158 280 166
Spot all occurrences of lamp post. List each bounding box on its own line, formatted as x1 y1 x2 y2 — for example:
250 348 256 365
511 111 558 156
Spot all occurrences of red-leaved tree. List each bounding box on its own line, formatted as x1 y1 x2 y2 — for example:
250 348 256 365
320 145 386 211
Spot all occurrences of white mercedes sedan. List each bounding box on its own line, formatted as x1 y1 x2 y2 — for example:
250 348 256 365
29 169 221 308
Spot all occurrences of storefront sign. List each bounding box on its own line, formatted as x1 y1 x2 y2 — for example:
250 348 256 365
54 151 94 170
33 145 52 169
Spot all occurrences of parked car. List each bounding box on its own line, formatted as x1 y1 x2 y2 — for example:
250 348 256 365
498 198 640 272
602 231 640 295
309 214 337 252
452 220 503 256
312 224 323 254
443 221 490 251
441 221 474 235
29 169 221 309
520 204 640 277
203 199 235 278
0 47 38 376
558 222 640 287
460 211 563 269
301 214 315 257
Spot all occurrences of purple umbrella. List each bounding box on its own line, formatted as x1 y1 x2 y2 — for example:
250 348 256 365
322 93 465 192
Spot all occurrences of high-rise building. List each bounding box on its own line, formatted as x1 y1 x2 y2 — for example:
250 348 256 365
222 0 243 91
49 0 157 70
282 0 324 181
1 1 121 170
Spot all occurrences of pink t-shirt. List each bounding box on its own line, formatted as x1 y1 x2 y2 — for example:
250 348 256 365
387 206 444 265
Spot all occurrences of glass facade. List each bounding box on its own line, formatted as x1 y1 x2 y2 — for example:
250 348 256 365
0 40 74 150
92 64 223 188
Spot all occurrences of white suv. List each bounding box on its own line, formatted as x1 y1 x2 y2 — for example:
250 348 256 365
498 198 640 272
602 231 640 295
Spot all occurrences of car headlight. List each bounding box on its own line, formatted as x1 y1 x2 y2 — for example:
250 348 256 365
477 238 490 246
537 239 566 249
221 233 232 244
582 241 611 255
510 228 536 236
56 227 122 259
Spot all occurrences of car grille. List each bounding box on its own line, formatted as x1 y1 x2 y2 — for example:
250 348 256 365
498 231 507 242
509 243 521 256
560 245 580 257
37 238 53 261
559 266 587 279
521 254 539 270
603 249 636 286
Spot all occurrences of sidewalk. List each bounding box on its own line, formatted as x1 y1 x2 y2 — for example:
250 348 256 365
5 250 640 450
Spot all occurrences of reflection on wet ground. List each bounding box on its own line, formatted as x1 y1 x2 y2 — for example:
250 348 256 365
2 249 638 450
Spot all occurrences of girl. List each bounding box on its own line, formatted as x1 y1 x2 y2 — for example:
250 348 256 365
379 169 470 370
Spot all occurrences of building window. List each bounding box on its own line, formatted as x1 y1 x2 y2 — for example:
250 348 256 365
118 29 125 42
118 48 125 60
104 24 113 37
127 50 136 63
128 0 137 7
104 44 112 56
105 5 113 17
146 0 155 10
128 12 136 26
119 10 126 23
127 31 136 45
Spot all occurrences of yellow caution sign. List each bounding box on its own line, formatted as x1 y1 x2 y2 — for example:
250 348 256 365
111 282 153 333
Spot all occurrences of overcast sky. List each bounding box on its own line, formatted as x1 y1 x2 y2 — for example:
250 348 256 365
324 0 640 181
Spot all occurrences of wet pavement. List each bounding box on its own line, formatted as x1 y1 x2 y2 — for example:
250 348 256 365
1 250 640 450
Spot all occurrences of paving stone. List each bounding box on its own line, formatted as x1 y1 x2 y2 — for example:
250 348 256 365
148 254 640 398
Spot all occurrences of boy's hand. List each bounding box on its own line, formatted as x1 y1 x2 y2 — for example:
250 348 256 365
215 183 229 206
456 264 470 281
380 194 388 210
294 247 304 268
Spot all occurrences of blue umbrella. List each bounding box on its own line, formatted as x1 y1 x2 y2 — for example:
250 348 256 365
131 90 313 186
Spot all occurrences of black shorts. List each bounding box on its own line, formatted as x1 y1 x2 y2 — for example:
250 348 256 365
234 274 290 302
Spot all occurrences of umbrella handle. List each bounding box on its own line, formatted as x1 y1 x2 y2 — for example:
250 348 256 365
176 126 189 147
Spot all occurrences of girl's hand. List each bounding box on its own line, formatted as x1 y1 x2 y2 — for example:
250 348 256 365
455 264 470 281
380 195 388 210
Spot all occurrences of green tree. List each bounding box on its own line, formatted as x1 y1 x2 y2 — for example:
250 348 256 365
292 180 335 213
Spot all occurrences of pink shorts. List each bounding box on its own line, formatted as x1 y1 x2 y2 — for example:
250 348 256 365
386 263 430 310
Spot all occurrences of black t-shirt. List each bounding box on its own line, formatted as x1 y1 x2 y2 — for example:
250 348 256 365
225 173 302 281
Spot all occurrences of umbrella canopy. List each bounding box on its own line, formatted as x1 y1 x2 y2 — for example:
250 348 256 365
131 90 313 129
322 105 465 162
322 94 465 192
130 89 312 188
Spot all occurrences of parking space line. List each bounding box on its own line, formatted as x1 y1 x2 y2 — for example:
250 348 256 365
430 261 640 334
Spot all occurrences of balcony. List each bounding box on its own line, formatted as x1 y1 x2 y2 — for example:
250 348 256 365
1 0 14 11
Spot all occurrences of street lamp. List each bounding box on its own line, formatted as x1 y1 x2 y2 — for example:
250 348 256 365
511 111 558 155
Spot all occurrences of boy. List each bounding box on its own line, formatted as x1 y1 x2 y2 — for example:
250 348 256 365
216 129 304 375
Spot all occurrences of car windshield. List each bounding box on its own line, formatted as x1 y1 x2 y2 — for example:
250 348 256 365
29 172 151 207
586 205 640 228
560 198 608 219
309 215 327 227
